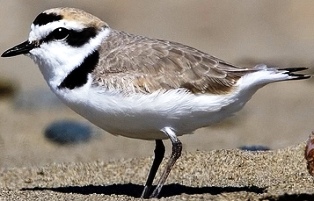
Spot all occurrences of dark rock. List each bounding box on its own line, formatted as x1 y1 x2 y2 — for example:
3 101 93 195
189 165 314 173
0 78 18 98
238 145 271 152
44 120 93 144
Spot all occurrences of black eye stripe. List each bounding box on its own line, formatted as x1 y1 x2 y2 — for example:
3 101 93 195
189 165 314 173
66 27 97 47
33 13 63 26
42 27 97 47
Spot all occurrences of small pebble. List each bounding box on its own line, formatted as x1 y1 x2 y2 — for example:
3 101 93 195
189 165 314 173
305 132 314 176
0 78 17 98
238 145 270 152
44 120 93 144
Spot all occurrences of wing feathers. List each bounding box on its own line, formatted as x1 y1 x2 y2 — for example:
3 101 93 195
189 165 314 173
93 30 252 95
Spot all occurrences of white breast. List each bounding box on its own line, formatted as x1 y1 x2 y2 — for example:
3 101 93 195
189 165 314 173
51 78 258 140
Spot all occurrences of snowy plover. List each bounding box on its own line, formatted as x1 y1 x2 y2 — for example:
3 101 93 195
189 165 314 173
2 7 310 198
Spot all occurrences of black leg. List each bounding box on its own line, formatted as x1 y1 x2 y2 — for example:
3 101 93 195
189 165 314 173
150 128 182 198
141 140 165 198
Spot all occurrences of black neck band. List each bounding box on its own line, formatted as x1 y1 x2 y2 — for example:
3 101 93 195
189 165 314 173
58 51 99 90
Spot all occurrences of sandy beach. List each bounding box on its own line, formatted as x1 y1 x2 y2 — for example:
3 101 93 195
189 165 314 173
1 143 314 200
1 1 314 200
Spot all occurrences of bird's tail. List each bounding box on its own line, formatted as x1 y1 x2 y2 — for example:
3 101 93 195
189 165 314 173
277 67 311 80
239 66 311 89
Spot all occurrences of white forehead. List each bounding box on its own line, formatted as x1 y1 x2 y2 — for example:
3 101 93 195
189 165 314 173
28 20 86 42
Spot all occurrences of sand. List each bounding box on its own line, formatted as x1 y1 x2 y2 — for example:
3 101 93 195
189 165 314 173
1 143 314 200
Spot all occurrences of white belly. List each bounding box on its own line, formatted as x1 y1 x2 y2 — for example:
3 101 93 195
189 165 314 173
53 85 257 140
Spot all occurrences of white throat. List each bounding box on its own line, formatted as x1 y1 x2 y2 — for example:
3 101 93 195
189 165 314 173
27 27 111 90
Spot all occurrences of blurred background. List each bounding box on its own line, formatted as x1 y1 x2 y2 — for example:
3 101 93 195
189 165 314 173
0 0 313 168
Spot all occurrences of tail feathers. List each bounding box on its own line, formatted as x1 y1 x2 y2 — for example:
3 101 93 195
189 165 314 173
278 67 311 80
233 66 310 90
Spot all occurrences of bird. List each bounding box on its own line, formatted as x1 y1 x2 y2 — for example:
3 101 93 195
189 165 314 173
1 7 310 198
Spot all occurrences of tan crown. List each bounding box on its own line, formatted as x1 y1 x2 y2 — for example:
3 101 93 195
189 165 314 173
44 7 108 29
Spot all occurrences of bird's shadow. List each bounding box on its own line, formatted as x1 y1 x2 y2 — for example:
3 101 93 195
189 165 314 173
22 183 265 198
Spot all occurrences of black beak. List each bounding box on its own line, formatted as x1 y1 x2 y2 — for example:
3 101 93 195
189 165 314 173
1 41 36 57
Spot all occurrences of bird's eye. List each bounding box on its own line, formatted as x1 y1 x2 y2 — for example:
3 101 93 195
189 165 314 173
51 27 70 40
